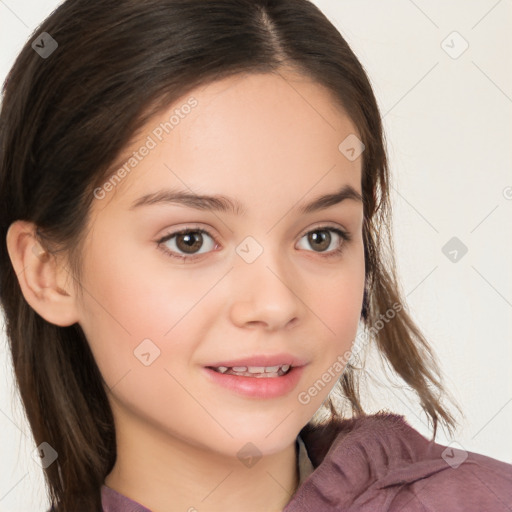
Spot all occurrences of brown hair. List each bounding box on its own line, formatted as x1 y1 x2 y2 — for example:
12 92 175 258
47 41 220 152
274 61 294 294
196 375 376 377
0 0 459 510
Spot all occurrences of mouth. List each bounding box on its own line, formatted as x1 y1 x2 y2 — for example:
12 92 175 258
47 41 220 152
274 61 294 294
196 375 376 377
202 363 306 399
205 364 293 378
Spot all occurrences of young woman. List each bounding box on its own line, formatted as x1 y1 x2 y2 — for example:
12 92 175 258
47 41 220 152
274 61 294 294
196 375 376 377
1 1 511 511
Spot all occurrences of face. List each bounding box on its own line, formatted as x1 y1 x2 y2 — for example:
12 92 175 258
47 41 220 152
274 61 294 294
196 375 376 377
75 70 365 458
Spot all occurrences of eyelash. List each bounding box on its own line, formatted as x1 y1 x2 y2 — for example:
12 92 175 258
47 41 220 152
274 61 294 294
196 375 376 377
156 224 352 262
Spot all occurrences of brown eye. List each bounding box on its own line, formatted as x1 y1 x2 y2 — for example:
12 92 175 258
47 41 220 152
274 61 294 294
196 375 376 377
175 231 204 254
307 230 331 252
158 228 217 260
296 226 351 258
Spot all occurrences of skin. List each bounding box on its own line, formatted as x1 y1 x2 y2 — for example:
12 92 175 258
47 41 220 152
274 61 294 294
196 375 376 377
7 69 365 512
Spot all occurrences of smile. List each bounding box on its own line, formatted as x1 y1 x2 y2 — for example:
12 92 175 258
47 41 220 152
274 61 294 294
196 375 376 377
202 364 306 399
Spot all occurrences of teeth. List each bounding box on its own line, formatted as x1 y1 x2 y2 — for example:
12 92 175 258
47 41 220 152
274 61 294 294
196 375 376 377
247 367 266 373
211 364 292 376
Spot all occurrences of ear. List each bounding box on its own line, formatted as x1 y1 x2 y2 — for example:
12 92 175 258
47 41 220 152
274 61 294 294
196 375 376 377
6 220 80 327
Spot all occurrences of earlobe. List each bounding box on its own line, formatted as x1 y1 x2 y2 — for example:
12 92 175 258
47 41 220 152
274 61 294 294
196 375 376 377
6 220 80 327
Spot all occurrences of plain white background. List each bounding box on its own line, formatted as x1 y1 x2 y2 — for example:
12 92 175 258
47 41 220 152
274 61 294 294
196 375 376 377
1 1 511 510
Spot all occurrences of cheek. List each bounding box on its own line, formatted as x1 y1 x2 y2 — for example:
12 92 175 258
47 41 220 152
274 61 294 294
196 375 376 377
297 244 365 400
323 271 364 338
315 242 365 341
75 231 207 388
75 237 213 437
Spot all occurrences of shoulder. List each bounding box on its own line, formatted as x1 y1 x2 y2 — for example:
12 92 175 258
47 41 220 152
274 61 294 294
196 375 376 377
293 412 512 512
373 413 512 511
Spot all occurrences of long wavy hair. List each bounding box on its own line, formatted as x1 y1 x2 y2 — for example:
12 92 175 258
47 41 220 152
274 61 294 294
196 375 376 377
0 0 459 510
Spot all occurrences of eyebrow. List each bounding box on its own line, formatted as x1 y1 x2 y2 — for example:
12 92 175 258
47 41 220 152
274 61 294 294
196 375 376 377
129 184 363 215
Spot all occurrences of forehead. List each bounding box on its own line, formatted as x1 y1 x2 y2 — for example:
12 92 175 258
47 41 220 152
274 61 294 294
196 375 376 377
94 70 363 213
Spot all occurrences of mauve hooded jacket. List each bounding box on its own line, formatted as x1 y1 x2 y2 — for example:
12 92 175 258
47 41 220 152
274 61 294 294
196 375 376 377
100 413 512 511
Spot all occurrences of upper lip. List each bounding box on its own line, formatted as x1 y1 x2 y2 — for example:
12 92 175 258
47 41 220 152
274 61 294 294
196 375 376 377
205 353 309 368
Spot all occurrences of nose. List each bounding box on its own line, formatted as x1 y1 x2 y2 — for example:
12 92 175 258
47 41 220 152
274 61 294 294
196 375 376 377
228 249 303 332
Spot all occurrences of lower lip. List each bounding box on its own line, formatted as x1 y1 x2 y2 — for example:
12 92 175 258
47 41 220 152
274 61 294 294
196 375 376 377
202 366 306 399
